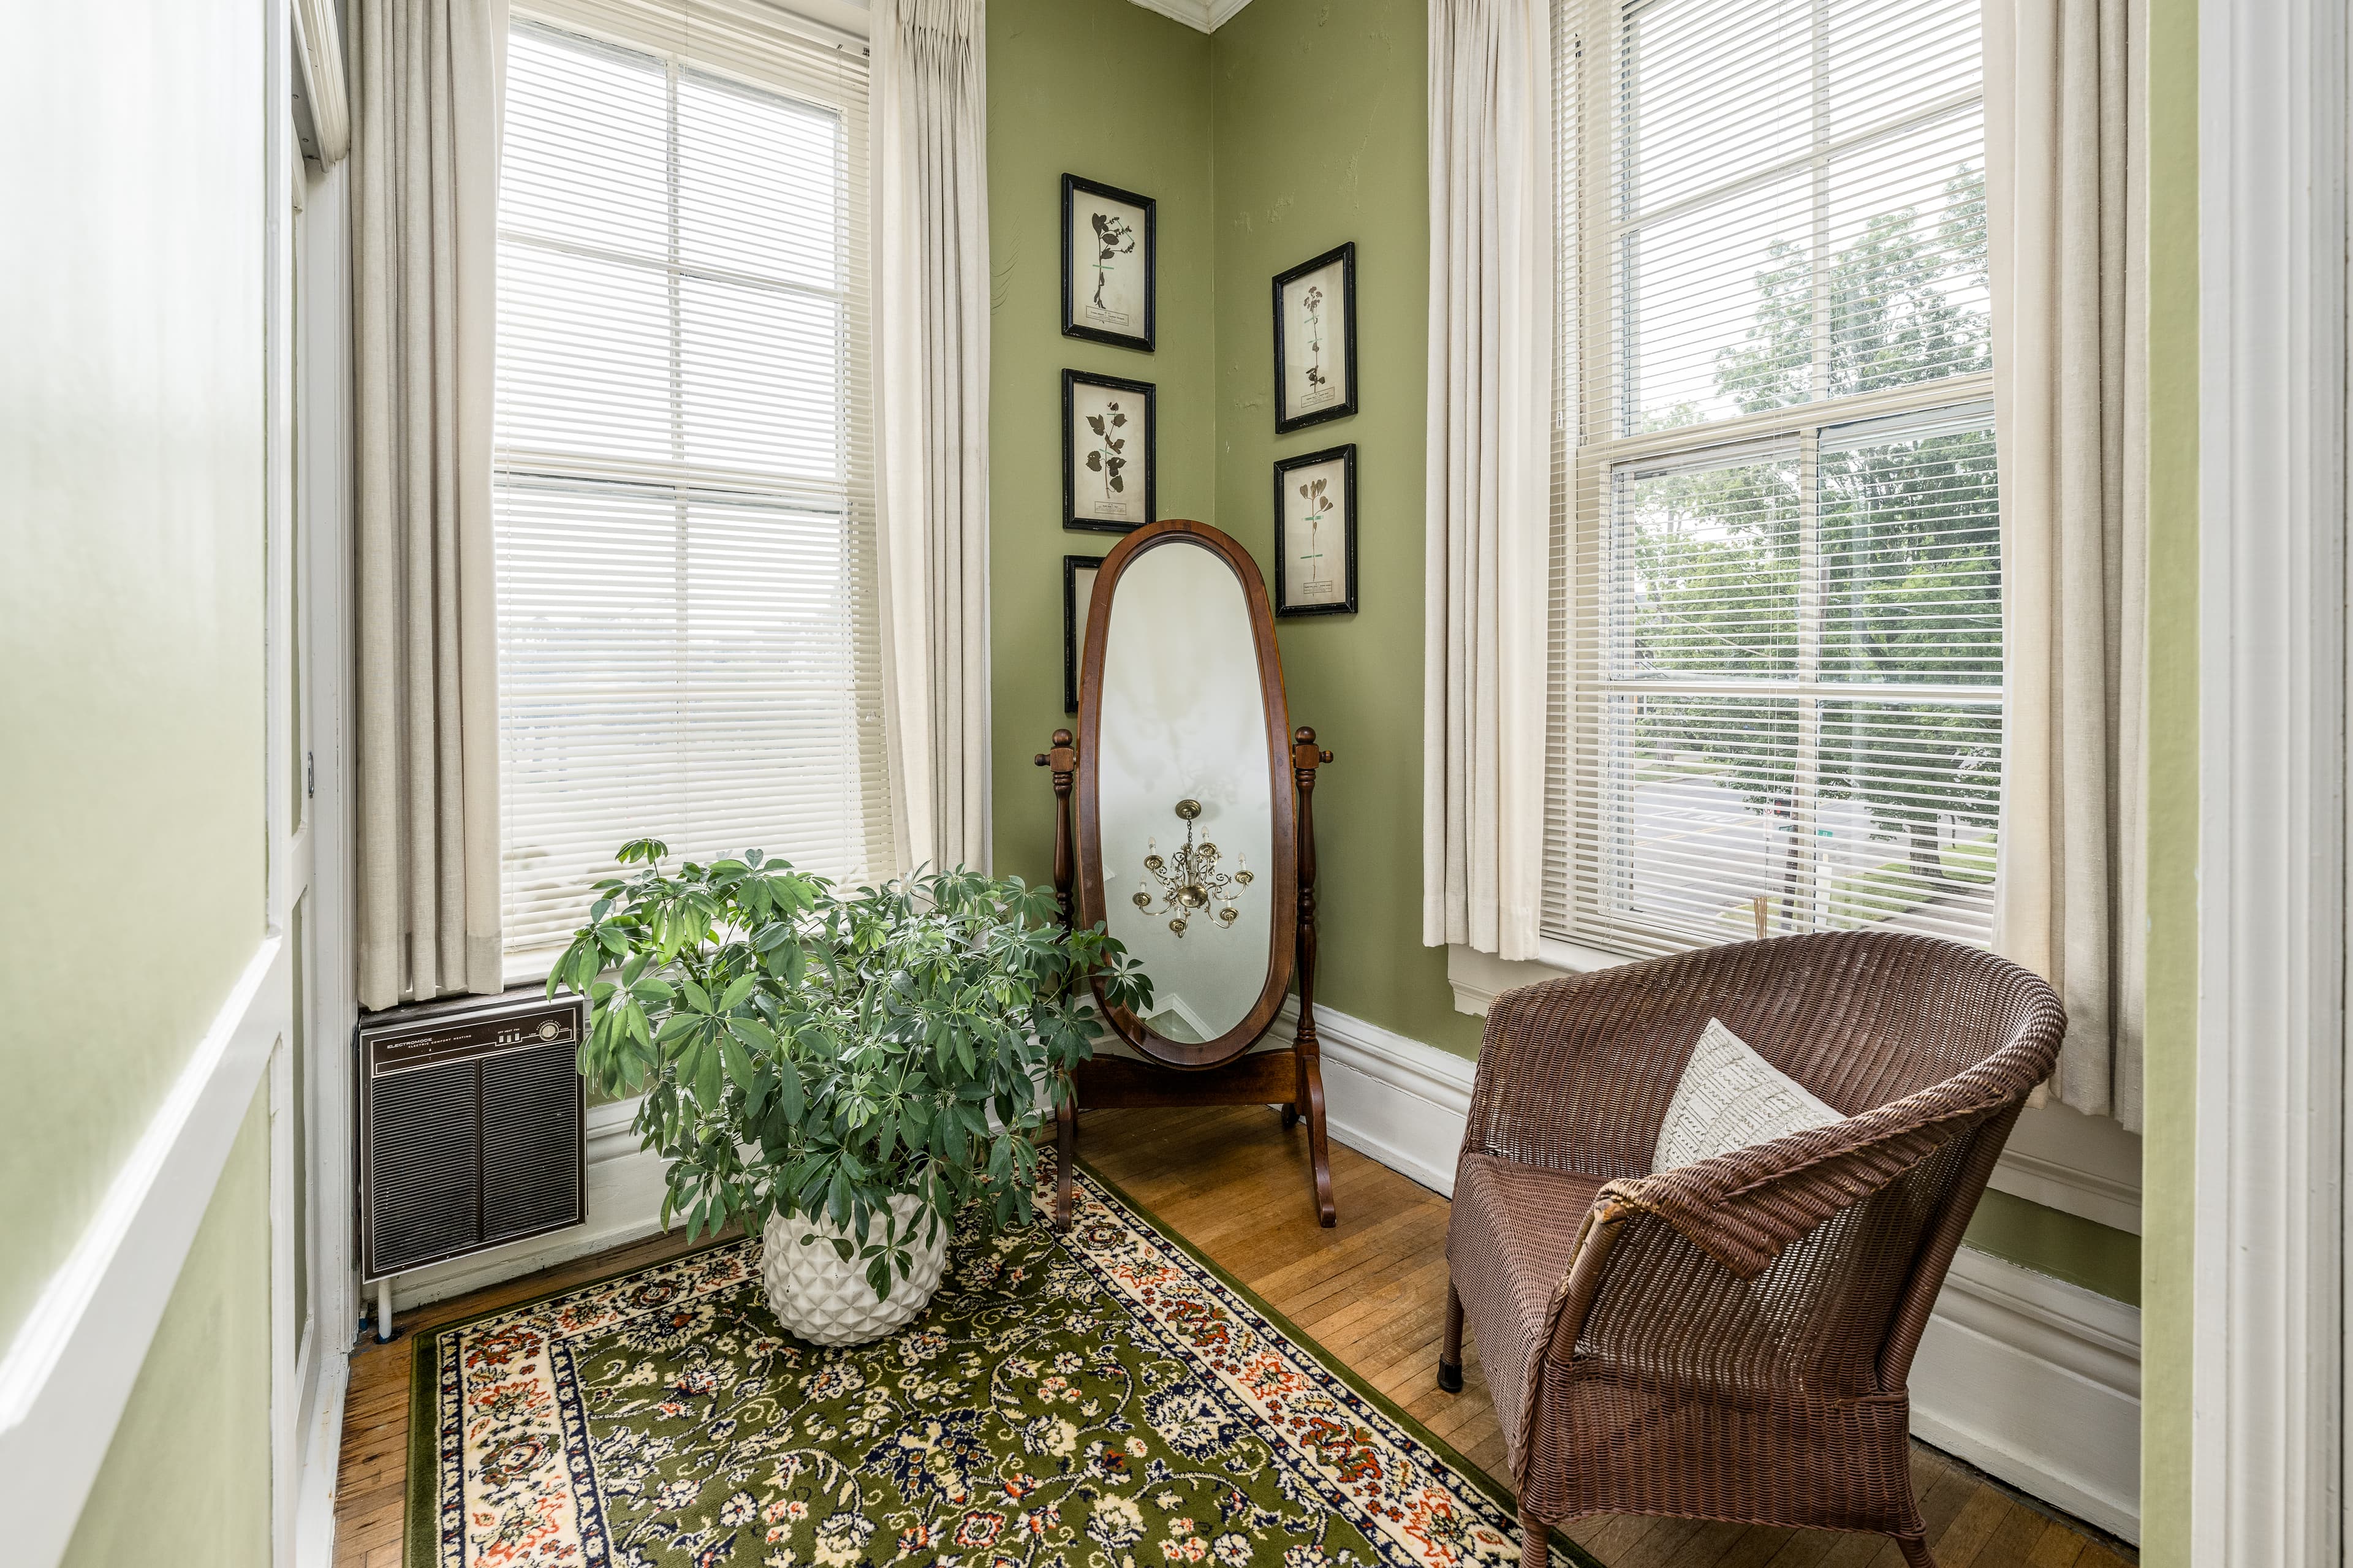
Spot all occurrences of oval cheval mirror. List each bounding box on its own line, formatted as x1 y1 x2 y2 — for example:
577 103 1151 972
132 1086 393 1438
1035 520 1335 1227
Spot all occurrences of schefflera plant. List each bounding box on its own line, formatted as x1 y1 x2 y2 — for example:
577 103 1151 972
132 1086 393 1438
550 841 1151 1299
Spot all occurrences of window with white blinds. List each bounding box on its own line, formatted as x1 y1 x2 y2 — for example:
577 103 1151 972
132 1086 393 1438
1545 0 1999 960
496 1 890 956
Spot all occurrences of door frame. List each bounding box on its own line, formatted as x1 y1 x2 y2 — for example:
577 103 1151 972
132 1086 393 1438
2191 0 2349 1560
278 0 358 1557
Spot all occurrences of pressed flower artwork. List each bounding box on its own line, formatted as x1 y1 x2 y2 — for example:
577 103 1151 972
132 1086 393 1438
1064 554 1105 712
1063 174 1156 351
1274 243 1358 434
1064 370 1156 532
1273 445 1358 616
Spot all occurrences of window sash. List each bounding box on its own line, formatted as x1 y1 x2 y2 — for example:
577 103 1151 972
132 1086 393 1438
1545 0 2001 958
494 7 887 959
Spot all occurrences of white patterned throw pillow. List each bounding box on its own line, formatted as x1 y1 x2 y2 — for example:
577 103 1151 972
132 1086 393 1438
1651 1017 1843 1173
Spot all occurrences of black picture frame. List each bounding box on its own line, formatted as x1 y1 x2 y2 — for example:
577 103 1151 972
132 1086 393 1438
1063 553 1106 712
1061 174 1156 352
1063 369 1157 532
1271 241 1358 434
1272 444 1358 616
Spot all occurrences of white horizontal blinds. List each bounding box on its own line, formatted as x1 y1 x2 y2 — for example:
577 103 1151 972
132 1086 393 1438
496 2 888 956
1547 0 1999 958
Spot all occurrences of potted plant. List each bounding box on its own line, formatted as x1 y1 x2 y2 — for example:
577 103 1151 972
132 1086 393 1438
549 841 1150 1346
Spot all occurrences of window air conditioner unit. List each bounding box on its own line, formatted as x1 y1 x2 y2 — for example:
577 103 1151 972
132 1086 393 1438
356 989 587 1335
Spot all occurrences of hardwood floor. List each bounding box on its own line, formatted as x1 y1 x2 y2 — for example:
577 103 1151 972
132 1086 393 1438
333 1104 2134 1568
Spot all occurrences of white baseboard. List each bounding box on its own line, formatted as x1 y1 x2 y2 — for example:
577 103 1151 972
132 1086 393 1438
1286 999 1474 1198
292 1328 349 1568
1291 998 2142 1543
0 936 293 1568
1910 1248 2141 1540
384 998 2142 1543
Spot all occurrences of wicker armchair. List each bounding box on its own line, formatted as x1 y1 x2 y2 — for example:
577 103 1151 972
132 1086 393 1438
1438 932 2065 1567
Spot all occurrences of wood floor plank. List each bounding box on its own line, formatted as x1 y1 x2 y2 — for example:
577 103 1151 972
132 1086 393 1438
1669 1519 1762 1568
2025 1517 2090 1567
331 1103 2129 1567
1963 1501 2053 1568
1706 1526 1805 1568
1932 1485 2013 1565
1814 1528 1893 1567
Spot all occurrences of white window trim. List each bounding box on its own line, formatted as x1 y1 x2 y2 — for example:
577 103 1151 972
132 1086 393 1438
493 2 892 956
1546 0 2004 962
2191 0 2348 1556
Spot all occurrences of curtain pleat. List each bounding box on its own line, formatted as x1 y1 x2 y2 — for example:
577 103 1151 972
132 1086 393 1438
873 0 991 874
1984 0 2147 1128
350 0 509 1010
1423 0 1551 961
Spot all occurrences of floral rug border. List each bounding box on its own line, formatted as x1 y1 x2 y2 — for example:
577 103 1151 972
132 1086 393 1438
403 1158 1602 1568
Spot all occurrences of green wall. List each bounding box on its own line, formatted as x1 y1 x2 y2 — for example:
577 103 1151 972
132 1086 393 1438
61 1089 275 1568
988 0 1216 882
985 0 2139 1305
1210 0 1478 1056
2137 0 2200 1555
0 0 278 1555
0 0 269 1344
1965 1190 2140 1305
989 0 1475 1055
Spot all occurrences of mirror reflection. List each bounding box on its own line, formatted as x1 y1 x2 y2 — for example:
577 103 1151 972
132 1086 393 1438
1096 539 1275 1043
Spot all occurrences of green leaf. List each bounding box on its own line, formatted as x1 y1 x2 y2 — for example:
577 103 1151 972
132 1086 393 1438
721 1036 757 1094
827 1167 851 1228
776 1055 805 1123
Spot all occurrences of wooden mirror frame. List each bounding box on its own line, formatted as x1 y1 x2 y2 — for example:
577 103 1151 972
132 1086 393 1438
1072 520 1298 1069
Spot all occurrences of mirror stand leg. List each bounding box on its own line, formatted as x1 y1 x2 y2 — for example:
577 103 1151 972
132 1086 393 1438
1284 1050 1305 1129
1300 1052 1335 1227
1055 1091 1077 1230
1290 725 1336 1226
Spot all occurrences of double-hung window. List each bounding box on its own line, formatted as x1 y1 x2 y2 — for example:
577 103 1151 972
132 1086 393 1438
1547 0 2000 959
494 2 890 958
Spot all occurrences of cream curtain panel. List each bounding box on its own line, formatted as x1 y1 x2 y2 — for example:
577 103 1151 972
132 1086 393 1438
1422 0 1551 961
873 0 992 874
350 0 509 1011
1985 0 2147 1128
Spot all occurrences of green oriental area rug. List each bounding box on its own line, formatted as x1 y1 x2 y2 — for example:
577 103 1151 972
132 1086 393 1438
411 1159 1597 1568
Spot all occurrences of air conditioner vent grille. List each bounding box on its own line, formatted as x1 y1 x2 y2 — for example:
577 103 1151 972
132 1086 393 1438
484 1041 585 1244
358 992 586 1280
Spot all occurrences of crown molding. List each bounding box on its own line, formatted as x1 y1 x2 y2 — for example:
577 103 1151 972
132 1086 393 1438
1123 0 1254 34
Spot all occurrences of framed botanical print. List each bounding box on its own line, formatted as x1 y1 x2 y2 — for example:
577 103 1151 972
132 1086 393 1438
1063 553 1106 711
1272 241 1357 433
1273 444 1358 616
1062 174 1156 352
1063 369 1156 532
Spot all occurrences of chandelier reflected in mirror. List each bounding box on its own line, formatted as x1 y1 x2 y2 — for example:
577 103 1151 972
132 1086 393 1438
1132 799 1253 937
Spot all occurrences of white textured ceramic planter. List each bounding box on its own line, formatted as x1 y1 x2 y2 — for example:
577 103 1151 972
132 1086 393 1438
761 1194 950 1347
